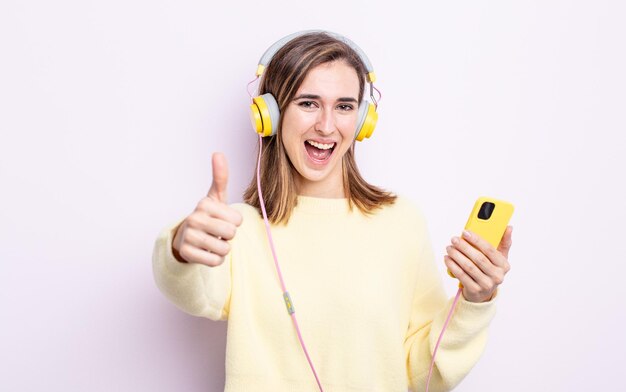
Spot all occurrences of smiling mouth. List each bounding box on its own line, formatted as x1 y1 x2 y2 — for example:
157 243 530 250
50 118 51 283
304 140 336 163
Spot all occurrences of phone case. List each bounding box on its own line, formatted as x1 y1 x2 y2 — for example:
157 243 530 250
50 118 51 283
448 196 515 278
464 196 515 249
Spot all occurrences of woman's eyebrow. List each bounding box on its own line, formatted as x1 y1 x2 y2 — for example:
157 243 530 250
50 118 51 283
293 93 358 103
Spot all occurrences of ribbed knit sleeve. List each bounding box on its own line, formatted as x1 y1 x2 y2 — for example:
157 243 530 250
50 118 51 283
151 220 232 321
404 209 497 392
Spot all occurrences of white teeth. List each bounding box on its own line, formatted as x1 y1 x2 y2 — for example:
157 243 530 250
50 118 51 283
306 140 335 150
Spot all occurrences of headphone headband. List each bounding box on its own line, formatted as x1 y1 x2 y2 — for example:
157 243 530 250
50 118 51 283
255 30 376 83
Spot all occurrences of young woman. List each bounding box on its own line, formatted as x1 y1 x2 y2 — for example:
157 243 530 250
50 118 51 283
153 31 513 392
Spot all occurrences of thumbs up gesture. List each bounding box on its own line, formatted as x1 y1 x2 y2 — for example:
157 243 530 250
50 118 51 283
172 153 244 266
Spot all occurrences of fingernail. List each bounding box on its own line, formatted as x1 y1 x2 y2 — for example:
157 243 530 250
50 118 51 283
462 230 472 239
451 237 459 245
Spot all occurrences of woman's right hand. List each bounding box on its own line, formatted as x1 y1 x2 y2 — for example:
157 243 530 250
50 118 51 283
172 153 243 267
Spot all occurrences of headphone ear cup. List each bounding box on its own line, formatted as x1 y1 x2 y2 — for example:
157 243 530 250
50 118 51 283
250 93 281 137
354 101 377 141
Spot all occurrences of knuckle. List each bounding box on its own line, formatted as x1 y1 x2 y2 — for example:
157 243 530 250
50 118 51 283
187 214 201 228
479 284 491 297
477 253 490 267
223 241 232 255
234 211 243 226
176 221 188 234
484 246 498 260
186 228 202 243
214 241 231 257
173 225 185 246
224 225 237 240
185 213 198 228
219 241 231 256
197 197 214 212
178 245 194 262
195 198 207 211
205 253 224 267
465 261 478 274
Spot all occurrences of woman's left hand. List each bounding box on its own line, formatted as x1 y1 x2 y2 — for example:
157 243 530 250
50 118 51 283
444 226 513 303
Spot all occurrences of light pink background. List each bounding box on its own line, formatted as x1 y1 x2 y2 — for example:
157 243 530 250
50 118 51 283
2 1 625 391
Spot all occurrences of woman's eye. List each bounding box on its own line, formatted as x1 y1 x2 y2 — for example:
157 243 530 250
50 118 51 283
298 101 317 109
337 104 354 111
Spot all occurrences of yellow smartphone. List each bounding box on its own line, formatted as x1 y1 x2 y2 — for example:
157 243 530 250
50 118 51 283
465 196 514 248
448 196 514 278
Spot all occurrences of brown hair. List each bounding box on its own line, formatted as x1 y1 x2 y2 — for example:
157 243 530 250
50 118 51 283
243 32 396 224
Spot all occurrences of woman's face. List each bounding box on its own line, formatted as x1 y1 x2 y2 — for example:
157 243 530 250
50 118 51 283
281 60 360 198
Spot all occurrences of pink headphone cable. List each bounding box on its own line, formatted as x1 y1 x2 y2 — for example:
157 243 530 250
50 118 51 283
247 76 260 101
425 286 463 392
255 135 325 392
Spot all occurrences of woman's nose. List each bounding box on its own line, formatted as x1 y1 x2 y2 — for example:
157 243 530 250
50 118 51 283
315 108 336 134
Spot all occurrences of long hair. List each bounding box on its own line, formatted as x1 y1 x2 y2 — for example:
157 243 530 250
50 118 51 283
243 32 396 224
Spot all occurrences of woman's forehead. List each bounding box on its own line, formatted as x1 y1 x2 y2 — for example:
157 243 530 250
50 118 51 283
296 61 360 100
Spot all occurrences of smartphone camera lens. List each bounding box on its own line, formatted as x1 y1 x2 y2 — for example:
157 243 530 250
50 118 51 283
478 202 495 220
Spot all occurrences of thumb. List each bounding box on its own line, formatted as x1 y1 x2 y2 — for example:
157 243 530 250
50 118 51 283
207 152 229 203
497 225 513 258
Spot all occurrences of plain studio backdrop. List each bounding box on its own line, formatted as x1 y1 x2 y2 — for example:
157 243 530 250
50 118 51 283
1 1 625 391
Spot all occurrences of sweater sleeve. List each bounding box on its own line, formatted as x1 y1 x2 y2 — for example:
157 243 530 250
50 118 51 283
404 210 497 392
151 220 232 321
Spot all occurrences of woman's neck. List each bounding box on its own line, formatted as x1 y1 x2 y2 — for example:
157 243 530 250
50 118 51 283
295 178 346 198
293 163 346 198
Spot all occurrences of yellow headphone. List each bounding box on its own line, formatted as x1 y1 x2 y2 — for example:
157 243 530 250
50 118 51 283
250 30 378 142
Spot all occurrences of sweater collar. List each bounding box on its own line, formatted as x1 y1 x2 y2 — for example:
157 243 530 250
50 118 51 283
294 195 352 214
